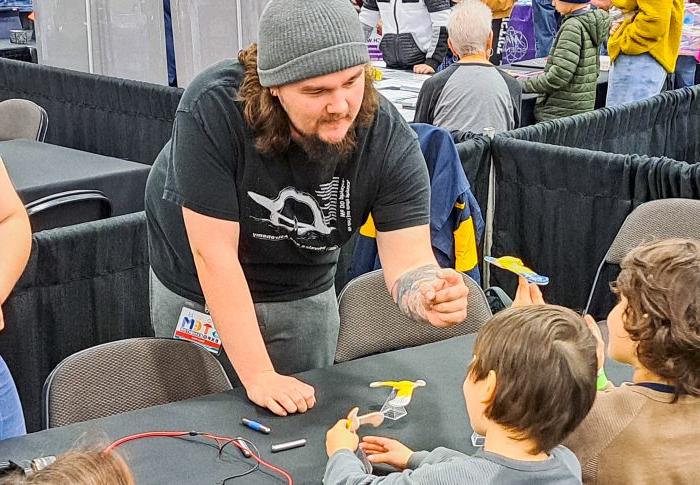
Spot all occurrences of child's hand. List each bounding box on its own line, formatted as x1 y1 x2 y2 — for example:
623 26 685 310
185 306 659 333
512 276 545 307
584 315 606 371
359 436 414 470
610 20 624 35
326 420 359 457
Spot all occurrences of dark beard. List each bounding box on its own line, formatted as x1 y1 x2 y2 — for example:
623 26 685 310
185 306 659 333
293 124 358 162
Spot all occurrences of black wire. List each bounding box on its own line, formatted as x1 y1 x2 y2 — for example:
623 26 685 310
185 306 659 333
218 437 261 484
114 431 270 484
174 434 221 453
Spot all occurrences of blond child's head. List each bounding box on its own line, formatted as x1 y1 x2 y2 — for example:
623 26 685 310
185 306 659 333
464 305 598 454
608 238 700 399
0 451 133 485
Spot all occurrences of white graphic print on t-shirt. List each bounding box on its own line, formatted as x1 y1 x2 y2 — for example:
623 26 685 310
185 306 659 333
247 177 352 251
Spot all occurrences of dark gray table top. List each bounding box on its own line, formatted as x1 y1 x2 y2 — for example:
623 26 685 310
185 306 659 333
0 334 632 484
1 139 150 216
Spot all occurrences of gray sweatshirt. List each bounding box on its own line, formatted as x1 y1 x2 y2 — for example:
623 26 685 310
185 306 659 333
324 446 582 484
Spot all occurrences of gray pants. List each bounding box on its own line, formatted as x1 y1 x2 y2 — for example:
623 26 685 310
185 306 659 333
149 269 340 380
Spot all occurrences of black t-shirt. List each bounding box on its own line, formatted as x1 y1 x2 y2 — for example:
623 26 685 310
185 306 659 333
145 59 430 304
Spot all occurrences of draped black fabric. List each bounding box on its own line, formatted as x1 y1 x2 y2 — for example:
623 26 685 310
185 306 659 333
504 86 700 164
491 136 700 313
452 131 491 214
0 59 182 164
0 213 152 432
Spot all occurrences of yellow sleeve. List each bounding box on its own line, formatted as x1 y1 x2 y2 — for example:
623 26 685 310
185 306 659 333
359 213 377 238
613 0 673 55
453 215 478 272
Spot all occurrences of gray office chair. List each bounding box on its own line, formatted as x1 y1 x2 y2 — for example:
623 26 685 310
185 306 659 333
584 198 700 315
43 338 233 428
0 98 48 142
335 269 492 363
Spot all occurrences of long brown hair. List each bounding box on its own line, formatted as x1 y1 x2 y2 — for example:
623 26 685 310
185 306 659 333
237 44 379 156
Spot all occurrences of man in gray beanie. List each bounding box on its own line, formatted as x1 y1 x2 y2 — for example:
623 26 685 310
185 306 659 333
145 0 469 416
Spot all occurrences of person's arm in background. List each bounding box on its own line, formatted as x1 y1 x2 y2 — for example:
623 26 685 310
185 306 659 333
522 23 582 94
0 158 31 330
415 0 452 74
498 70 522 128
182 209 315 416
611 0 673 55
413 75 442 125
359 0 381 41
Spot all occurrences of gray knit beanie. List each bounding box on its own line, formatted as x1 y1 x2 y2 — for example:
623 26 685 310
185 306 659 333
257 0 370 87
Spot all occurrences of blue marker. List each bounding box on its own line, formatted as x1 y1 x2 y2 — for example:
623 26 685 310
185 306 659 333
241 418 271 434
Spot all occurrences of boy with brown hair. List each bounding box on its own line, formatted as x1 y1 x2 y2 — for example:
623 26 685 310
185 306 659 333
324 305 598 484
564 238 700 484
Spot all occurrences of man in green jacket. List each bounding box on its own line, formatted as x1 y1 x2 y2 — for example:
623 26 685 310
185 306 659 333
522 0 610 121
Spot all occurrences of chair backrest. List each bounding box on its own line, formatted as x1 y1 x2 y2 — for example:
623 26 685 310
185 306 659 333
26 189 112 232
335 269 492 363
0 58 182 164
43 338 233 428
604 198 700 265
0 46 34 63
585 198 700 313
0 98 48 142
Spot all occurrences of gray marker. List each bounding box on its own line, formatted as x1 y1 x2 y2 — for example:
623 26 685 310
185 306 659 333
270 439 306 453
234 437 252 458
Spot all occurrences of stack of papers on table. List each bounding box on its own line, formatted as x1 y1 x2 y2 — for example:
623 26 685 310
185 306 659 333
373 65 430 121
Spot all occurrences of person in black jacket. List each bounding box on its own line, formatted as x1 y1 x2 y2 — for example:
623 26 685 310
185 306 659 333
359 0 451 73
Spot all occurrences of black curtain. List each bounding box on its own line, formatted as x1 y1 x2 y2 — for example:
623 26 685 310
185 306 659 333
452 131 491 214
504 86 700 163
491 136 700 313
0 59 182 164
0 213 152 432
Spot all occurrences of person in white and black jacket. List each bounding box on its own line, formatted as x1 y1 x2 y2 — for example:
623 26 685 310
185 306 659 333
359 0 451 73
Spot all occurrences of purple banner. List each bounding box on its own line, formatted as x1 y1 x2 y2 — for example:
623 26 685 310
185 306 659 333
502 3 537 64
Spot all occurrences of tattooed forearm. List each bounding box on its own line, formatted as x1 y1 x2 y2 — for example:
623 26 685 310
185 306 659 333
391 264 441 324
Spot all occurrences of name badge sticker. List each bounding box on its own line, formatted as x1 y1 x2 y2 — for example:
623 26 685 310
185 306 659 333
173 307 222 355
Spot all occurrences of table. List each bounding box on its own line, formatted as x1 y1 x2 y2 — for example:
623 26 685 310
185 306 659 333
0 334 633 484
1 139 150 217
374 66 429 121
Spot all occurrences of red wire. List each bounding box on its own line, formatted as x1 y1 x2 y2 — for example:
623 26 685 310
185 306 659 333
103 431 189 453
104 430 293 485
